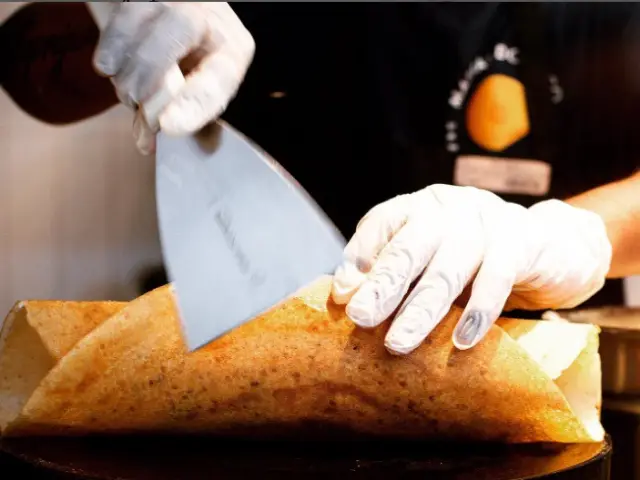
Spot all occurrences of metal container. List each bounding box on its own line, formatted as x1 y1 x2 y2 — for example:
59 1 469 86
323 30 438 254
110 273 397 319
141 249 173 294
558 307 640 480
560 307 640 395
601 395 640 480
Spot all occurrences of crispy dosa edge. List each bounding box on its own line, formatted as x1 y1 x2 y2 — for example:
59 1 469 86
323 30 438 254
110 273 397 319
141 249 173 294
498 319 603 441
3 276 602 443
0 301 126 433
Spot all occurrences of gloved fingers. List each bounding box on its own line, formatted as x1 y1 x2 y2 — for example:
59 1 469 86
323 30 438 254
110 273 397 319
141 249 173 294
158 29 255 135
132 110 157 156
93 3 161 80
331 197 412 306
452 249 516 350
384 237 483 355
345 220 440 328
113 6 208 107
157 50 240 135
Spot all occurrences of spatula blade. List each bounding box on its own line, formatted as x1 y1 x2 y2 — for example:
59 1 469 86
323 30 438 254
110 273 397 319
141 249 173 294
155 121 346 351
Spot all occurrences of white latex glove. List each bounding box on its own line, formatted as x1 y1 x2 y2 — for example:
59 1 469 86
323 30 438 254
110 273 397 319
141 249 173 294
92 2 255 155
331 184 612 355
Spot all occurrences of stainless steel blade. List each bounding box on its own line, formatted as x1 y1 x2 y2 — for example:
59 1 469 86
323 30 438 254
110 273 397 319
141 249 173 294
156 121 346 351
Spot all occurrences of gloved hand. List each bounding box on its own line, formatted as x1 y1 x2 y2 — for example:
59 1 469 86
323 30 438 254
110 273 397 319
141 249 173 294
331 184 612 355
92 2 255 155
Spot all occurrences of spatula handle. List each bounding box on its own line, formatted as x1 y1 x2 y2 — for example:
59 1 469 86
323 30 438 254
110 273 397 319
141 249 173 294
86 2 185 130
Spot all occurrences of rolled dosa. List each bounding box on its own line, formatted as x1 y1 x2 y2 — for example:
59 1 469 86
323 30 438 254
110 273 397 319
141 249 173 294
0 276 603 443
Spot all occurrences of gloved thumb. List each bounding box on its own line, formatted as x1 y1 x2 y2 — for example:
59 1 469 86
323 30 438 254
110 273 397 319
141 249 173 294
332 258 368 305
132 110 157 156
331 195 414 306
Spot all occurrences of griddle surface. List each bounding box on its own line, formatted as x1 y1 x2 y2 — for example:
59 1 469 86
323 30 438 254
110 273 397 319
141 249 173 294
0 434 611 480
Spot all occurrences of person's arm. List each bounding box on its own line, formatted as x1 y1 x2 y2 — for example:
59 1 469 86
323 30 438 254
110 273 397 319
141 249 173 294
566 171 640 278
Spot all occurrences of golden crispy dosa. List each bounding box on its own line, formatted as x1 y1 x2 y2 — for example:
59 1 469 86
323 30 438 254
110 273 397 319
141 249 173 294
0 276 603 443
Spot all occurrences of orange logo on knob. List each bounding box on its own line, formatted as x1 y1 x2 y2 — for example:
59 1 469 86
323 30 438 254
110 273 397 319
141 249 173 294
465 74 530 152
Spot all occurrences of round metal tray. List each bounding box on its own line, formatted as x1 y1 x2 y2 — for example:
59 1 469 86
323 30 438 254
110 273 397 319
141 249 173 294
561 307 640 333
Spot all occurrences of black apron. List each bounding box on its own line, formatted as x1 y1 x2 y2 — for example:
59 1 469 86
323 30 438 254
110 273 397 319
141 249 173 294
224 3 640 311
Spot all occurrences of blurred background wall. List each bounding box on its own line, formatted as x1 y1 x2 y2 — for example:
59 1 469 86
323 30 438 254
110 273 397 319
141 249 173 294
0 2 163 315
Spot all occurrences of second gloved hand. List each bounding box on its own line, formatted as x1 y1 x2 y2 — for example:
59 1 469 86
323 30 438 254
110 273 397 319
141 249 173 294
331 184 612 355
92 2 255 154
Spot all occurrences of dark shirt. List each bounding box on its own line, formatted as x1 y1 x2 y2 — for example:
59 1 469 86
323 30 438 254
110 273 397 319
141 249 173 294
224 3 640 311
